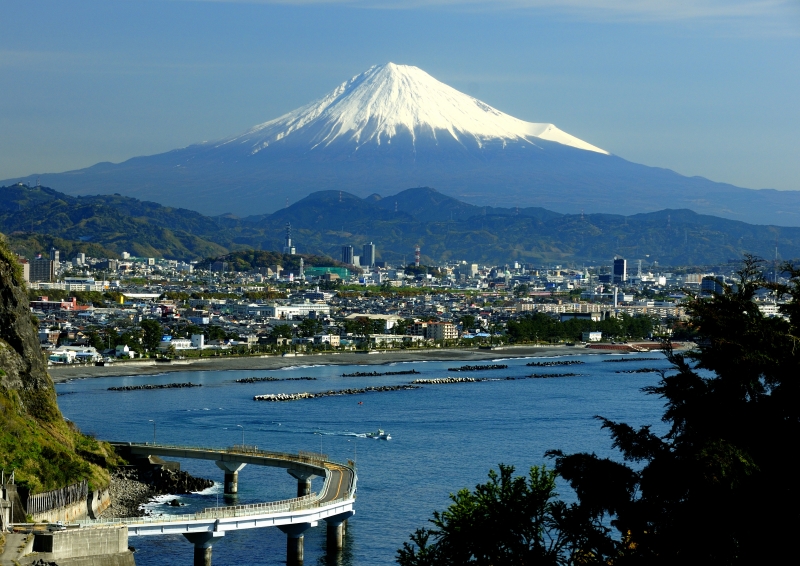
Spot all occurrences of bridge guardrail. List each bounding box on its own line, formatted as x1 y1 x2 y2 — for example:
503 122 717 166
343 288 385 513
124 442 333 468
201 493 316 514
84 442 357 530
76 494 355 528
120 442 355 497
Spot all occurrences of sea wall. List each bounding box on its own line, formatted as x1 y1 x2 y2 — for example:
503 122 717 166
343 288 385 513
29 487 111 523
32 525 128 559
2 483 28 523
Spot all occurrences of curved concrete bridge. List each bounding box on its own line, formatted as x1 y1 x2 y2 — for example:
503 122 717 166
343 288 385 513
79 443 357 565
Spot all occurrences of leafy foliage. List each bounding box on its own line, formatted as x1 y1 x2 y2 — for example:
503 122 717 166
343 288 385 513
397 465 614 566
506 312 654 343
0 235 122 493
271 324 294 339
140 319 163 351
401 255 799 564
298 318 323 337
546 255 800 564
404 264 443 278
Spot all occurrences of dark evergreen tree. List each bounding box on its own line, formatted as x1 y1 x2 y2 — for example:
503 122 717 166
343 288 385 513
400 255 800 564
548 254 800 564
397 465 614 566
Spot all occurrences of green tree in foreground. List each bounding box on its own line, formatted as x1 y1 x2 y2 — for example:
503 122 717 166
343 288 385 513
399 255 800 565
397 465 613 566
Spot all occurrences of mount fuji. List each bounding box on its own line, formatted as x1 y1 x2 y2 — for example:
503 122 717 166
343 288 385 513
7 63 800 225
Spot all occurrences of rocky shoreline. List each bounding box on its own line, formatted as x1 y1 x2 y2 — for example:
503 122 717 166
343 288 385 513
101 467 214 519
48 344 605 381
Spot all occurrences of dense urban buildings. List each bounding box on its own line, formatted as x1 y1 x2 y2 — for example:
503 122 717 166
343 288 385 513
18 246 775 367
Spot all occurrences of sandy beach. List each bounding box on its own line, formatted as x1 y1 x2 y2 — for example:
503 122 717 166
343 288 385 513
48 345 608 382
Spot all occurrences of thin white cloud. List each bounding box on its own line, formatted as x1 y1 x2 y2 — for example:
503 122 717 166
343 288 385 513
172 0 793 22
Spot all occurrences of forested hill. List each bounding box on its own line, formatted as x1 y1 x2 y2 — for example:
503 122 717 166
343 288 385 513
0 184 232 259
3 183 800 266
195 250 356 273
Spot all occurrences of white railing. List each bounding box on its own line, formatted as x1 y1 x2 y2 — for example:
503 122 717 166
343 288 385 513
76 494 355 528
201 493 316 515
129 443 331 468
79 442 357 531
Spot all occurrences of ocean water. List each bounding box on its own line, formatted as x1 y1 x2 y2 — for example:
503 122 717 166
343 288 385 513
55 352 671 566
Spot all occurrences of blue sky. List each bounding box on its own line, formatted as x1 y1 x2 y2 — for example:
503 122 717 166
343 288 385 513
1 0 798 192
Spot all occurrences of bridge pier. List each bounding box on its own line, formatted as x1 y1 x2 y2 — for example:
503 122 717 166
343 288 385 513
278 522 314 565
215 461 247 494
288 469 316 497
324 511 354 552
183 532 224 566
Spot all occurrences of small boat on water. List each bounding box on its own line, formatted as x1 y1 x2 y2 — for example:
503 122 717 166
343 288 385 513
366 429 391 440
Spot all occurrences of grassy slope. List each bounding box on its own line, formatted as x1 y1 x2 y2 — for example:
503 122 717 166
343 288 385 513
0 235 122 493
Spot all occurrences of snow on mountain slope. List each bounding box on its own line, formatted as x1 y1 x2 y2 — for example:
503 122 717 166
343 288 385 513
19 62 798 225
219 63 608 155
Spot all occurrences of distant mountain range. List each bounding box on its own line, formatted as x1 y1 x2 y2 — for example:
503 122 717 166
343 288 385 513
2 184 798 267
4 63 799 225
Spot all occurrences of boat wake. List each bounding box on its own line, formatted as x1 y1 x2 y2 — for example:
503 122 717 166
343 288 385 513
257 423 368 438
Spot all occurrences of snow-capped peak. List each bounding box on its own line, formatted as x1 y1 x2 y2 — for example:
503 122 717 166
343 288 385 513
222 63 608 155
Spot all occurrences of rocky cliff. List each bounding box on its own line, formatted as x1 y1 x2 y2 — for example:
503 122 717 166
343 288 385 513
0 234 120 495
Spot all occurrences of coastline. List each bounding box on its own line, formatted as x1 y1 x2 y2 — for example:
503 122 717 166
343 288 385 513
48 343 681 382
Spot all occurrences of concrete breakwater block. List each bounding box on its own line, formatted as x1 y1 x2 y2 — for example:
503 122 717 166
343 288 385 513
254 385 420 402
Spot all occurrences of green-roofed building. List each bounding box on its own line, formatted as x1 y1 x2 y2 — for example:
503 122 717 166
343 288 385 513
304 266 351 279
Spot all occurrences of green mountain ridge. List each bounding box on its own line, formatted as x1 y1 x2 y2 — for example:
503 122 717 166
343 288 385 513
2 183 798 266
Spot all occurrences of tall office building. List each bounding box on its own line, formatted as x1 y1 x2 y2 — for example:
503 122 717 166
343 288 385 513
361 242 376 267
49 247 60 270
613 258 627 284
30 257 54 283
701 276 725 296
17 257 30 283
283 223 296 255
341 245 354 265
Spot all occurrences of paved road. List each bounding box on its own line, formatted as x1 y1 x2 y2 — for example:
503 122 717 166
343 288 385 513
78 443 357 535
